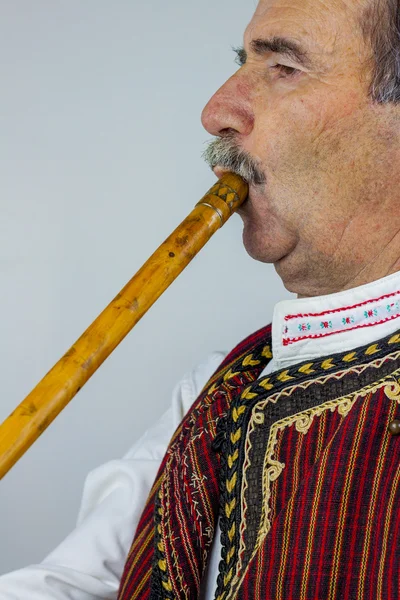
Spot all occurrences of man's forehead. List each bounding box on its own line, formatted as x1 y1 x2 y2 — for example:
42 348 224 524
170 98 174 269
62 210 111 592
250 0 364 24
243 0 364 61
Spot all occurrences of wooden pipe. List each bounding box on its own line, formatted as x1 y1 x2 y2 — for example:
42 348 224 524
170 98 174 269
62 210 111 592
0 172 248 480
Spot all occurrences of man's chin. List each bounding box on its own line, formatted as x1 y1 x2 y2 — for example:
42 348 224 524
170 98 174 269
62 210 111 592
241 229 266 262
241 226 290 265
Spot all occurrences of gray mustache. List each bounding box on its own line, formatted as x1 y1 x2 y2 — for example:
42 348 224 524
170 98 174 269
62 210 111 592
202 136 266 185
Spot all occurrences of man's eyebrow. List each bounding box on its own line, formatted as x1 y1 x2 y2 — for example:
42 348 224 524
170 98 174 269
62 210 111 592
234 36 317 70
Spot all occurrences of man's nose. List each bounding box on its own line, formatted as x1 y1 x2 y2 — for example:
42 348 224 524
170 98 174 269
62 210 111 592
201 74 254 138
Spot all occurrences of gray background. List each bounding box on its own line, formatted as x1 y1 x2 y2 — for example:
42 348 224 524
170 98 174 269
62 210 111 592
0 0 292 573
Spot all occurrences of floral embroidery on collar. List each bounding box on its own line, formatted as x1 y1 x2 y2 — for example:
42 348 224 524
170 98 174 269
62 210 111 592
282 291 400 346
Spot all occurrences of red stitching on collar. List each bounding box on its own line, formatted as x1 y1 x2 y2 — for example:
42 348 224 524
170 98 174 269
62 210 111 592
284 290 400 321
282 313 400 346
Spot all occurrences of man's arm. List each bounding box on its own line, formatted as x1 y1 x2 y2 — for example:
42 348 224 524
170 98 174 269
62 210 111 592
0 352 226 600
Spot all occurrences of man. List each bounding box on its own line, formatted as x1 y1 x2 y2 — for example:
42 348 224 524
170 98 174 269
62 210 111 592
1 0 399 597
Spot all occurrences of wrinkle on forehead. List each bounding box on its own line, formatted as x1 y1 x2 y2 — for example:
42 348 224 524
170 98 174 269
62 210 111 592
245 0 370 73
254 0 367 20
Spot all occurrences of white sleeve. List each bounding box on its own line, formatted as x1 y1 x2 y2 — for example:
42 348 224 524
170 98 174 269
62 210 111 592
0 351 226 600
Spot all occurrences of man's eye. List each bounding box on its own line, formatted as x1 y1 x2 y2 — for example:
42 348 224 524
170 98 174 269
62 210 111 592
271 64 300 78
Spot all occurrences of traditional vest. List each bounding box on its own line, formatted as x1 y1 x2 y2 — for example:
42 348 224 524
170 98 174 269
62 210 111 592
118 324 400 599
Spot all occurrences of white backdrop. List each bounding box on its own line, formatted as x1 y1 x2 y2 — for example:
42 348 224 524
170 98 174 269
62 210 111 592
0 0 292 573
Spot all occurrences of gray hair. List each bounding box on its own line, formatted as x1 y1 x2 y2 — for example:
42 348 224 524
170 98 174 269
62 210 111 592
202 134 266 185
360 0 400 103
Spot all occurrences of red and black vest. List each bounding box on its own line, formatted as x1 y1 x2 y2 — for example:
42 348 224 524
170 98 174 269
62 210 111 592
118 324 400 599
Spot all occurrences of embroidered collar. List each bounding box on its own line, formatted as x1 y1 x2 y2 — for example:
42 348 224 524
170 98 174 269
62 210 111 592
272 270 400 370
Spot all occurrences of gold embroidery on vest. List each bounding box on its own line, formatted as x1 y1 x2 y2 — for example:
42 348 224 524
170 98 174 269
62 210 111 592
226 358 400 600
383 377 400 403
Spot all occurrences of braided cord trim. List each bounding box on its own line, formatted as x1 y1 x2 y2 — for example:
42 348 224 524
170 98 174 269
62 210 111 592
151 339 273 599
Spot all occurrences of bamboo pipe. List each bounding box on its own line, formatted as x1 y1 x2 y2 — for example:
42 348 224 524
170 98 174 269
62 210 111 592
0 172 248 480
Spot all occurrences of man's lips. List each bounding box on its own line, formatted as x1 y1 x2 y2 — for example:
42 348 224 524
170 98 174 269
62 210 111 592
213 166 231 179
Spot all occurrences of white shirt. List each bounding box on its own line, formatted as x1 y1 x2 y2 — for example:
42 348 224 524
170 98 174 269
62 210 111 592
2 270 400 599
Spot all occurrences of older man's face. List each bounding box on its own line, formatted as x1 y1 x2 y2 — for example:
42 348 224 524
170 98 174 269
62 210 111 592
202 0 400 297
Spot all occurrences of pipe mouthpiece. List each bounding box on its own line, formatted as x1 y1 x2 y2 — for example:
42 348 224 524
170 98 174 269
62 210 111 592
196 172 249 226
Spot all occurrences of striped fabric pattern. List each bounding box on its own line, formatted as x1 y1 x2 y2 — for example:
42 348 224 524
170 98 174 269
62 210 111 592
117 325 273 600
238 387 400 599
